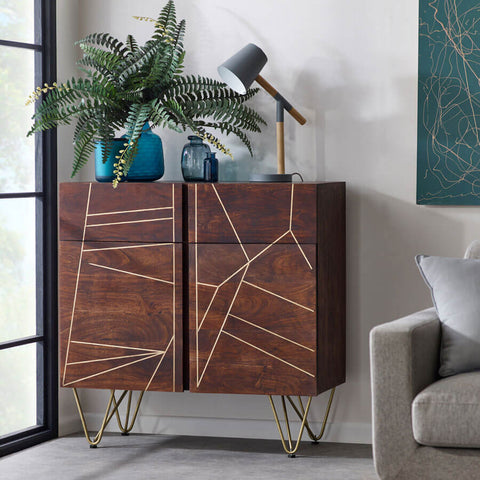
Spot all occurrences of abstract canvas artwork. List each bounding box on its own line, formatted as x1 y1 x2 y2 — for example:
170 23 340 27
417 0 480 205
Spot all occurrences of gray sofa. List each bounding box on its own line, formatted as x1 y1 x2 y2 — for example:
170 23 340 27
370 308 480 479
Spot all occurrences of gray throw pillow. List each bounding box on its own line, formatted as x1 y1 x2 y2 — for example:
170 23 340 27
416 255 480 377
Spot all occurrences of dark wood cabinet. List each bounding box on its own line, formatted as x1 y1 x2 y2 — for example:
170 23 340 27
59 182 345 397
188 183 345 395
59 183 183 392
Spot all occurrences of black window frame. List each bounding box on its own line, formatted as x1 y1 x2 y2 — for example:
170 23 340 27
0 0 58 456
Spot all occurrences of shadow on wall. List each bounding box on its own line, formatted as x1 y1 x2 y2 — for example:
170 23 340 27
348 188 466 338
333 188 466 428
294 54 350 181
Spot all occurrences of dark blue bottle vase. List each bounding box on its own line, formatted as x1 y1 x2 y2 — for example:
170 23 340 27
203 152 218 182
95 123 164 182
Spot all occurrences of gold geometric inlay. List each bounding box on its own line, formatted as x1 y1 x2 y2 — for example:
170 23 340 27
83 243 173 253
87 206 173 217
145 336 174 391
87 217 173 228
70 340 163 353
88 262 174 285
228 313 315 352
222 331 315 378
66 352 157 366
63 351 162 386
211 184 249 261
242 281 315 313
197 265 249 386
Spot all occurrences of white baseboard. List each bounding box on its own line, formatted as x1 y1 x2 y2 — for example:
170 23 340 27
84 412 372 444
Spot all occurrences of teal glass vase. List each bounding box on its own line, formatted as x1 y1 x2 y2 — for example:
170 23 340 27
95 123 164 182
181 135 211 181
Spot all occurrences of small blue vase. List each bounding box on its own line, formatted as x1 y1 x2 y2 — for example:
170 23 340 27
203 152 218 182
95 123 164 182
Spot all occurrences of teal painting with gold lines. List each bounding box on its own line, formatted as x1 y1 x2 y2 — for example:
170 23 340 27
418 0 480 205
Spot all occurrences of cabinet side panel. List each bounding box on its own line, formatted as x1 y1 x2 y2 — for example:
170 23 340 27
316 183 346 393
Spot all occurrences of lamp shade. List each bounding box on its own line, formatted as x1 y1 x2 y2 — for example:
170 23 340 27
218 43 267 94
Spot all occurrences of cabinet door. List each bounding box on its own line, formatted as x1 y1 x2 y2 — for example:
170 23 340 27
59 241 183 392
189 243 317 395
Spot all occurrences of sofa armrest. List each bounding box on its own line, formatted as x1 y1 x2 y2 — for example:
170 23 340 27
370 307 441 480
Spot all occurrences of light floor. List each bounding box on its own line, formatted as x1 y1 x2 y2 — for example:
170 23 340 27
0 433 378 480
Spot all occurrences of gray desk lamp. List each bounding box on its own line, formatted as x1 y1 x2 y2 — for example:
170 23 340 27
218 43 306 182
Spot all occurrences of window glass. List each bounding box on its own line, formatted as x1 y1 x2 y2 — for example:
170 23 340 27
0 46 35 193
0 343 38 437
0 0 35 44
0 198 36 343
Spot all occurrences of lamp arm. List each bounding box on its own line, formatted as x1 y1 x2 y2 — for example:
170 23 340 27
255 75 306 125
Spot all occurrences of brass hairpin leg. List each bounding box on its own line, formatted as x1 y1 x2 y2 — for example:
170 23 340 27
72 388 127 448
287 387 336 443
268 395 313 457
113 390 145 435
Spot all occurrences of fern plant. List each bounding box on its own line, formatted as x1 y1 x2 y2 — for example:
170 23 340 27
27 0 266 187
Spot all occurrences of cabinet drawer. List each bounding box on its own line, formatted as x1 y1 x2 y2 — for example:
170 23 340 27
189 242 317 395
59 240 183 392
188 183 317 244
60 182 182 243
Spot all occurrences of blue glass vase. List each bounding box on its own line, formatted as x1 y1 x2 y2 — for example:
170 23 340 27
95 123 164 182
181 135 211 181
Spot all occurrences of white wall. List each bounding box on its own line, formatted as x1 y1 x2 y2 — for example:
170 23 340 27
56 0 480 443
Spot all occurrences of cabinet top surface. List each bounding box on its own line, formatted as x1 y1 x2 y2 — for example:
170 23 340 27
60 181 345 186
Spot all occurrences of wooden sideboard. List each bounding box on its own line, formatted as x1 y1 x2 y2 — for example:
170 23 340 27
59 181 345 448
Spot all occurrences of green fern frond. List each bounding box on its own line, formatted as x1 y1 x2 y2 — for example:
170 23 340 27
154 0 177 39
140 43 171 90
150 99 183 132
125 34 139 53
97 123 117 165
76 32 128 58
174 50 185 76
72 123 97 176
117 42 163 86
161 21 184 86
111 103 152 185
77 44 124 77
180 97 266 131
28 77 123 137
162 75 226 99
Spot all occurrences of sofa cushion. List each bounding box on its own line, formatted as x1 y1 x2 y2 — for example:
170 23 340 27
416 255 480 376
412 372 480 448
